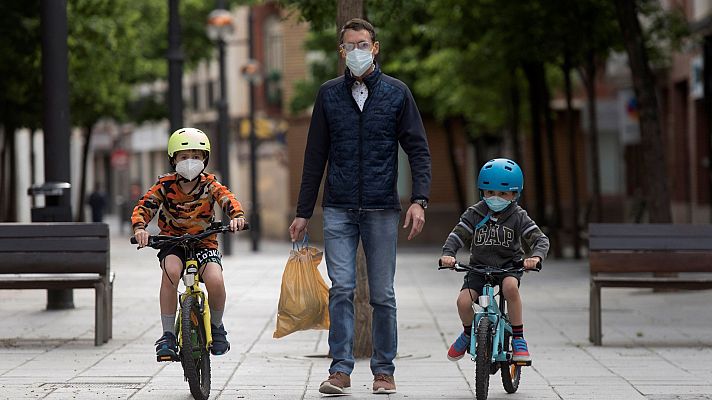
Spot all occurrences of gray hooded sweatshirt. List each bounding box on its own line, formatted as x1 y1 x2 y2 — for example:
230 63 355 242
442 201 550 268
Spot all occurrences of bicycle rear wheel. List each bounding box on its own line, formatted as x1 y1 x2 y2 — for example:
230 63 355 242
501 332 522 393
474 317 492 400
180 295 211 400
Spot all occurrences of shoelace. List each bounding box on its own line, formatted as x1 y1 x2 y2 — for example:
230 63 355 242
512 339 528 351
374 374 393 383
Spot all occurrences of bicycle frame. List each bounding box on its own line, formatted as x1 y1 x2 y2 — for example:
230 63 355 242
177 257 212 351
472 281 511 364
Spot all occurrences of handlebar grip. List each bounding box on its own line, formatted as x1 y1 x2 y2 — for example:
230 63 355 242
130 237 137 244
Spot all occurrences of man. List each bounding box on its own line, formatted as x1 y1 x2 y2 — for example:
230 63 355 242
289 18 431 395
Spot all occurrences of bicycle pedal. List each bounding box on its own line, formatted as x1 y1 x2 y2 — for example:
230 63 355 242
513 360 532 366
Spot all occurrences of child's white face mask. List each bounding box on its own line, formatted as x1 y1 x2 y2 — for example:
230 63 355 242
175 159 204 181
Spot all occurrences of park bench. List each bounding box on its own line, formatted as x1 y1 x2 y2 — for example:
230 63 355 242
0 222 113 346
588 223 712 346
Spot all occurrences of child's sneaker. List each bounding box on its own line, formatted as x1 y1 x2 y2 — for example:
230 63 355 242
511 338 531 362
155 331 178 361
447 332 471 361
210 324 230 355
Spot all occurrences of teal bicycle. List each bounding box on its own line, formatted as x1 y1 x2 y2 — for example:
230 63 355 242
439 259 540 400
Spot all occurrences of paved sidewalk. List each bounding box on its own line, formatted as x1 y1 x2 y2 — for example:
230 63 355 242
1 220 711 399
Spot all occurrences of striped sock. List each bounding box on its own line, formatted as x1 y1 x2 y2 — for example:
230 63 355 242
512 324 524 339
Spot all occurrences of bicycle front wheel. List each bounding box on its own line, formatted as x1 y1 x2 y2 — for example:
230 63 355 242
474 317 492 400
180 295 211 400
500 332 522 393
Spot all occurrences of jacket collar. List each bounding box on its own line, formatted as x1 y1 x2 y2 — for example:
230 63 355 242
345 63 382 91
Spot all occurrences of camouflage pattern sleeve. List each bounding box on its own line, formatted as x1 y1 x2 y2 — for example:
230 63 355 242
442 208 476 257
131 181 164 232
210 179 245 219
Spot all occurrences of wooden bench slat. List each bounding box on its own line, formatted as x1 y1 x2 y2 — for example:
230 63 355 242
589 252 712 274
0 273 104 290
0 222 108 238
0 237 110 252
589 237 712 251
592 276 712 289
0 253 108 274
589 223 712 238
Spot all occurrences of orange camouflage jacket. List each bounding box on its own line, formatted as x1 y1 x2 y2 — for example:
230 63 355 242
131 172 244 249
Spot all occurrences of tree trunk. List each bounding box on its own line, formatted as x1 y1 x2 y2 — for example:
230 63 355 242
563 53 582 258
336 0 372 359
336 0 364 75
444 118 467 212
579 50 603 223
541 65 564 258
76 124 94 222
1 127 18 222
0 127 9 221
613 0 672 223
509 68 523 166
522 62 548 227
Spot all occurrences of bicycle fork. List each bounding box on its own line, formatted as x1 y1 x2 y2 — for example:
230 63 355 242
178 261 213 352
471 287 508 365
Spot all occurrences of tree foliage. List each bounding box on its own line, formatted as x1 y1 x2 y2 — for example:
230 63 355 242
0 0 239 130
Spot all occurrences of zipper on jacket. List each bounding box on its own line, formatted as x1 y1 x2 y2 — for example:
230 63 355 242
358 112 363 209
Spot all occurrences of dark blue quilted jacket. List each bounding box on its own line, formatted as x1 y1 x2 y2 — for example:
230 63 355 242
296 65 431 218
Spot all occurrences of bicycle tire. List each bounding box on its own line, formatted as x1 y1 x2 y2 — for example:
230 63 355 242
181 295 211 400
474 317 492 400
500 332 522 393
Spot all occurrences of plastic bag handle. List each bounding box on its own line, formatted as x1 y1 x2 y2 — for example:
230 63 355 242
292 233 309 251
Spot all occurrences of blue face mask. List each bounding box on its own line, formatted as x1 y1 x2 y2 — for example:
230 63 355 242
484 196 512 212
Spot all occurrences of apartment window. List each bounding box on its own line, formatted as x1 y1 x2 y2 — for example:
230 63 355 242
263 14 283 107
191 83 200 110
207 80 216 109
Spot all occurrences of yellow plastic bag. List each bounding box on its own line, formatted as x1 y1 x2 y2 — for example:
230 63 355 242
273 244 330 338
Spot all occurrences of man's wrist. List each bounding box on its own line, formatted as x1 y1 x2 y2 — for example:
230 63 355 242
412 198 428 210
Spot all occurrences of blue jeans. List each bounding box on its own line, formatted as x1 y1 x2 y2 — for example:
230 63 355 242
323 207 399 376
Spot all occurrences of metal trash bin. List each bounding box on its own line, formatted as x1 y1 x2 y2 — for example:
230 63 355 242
27 182 74 309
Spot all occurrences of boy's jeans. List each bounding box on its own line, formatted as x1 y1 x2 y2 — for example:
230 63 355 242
323 207 399 376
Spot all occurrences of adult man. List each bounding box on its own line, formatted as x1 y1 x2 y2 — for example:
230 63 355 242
289 18 431 395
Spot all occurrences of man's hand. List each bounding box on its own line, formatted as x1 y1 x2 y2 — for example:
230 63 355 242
289 217 308 242
403 203 425 240
524 256 541 270
229 217 246 232
133 228 149 248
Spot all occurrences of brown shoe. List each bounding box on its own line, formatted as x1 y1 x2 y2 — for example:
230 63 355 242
319 371 351 394
372 374 396 394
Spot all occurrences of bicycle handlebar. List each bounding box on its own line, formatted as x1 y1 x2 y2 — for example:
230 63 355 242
130 222 250 249
437 259 541 273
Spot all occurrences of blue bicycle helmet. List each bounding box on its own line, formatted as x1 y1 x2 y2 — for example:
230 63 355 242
477 158 523 196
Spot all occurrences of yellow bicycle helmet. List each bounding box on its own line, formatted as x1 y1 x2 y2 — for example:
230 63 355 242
167 128 211 166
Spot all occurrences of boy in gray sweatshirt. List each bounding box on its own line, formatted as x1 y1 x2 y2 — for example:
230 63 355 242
439 158 549 362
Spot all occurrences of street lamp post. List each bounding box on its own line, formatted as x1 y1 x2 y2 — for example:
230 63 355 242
242 9 261 252
207 6 234 255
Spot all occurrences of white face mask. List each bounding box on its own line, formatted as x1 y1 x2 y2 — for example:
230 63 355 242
175 159 204 181
345 48 374 77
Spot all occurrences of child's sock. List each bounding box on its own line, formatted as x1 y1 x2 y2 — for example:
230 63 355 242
463 325 472 336
161 314 176 335
512 324 524 339
210 308 224 328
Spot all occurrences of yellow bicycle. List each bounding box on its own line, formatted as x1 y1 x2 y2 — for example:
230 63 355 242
132 222 248 400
